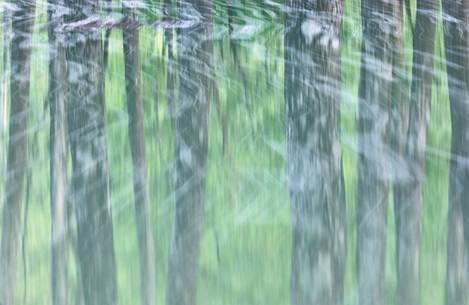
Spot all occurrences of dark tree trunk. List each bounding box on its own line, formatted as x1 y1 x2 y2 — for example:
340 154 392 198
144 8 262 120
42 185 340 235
47 0 69 304
0 8 9 129
443 1 469 304
0 2 35 305
391 7 410 297
103 0 112 70
166 1 213 305
394 1 438 305
391 0 409 214
164 0 176 129
356 1 395 305
284 1 345 305
64 1 118 305
122 2 156 305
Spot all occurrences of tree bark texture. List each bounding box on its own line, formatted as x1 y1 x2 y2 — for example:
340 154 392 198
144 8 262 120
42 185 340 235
357 1 395 305
64 1 118 304
166 1 213 305
47 0 69 304
443 1 469 304
122 2 157 305
393 1 438 305
0 2 35 305
285 1 346 305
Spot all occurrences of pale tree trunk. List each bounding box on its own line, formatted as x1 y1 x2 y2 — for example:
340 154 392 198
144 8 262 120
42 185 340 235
284 1 345 305
47 0 69 304
393 1 438 305
446 195 468 305
0 2 35 305
166 1 213 305
356 1 395 305
64 1 118 305
443 1 469 304
122 2 156 305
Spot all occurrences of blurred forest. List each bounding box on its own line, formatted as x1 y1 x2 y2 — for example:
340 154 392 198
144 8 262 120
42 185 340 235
0 0 467 305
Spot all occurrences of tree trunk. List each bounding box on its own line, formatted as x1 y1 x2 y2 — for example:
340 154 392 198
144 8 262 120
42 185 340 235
356 1 395 305
445 194 469 305
391 0 409 220
0 7 10 130
0 2 35 305
122 2 156 305
394 1 438 305
443 1 469 304
166 1 213 305
164 0 176 130
285 1 345 305
103 0 112 70
391 7 410 303
64 1 118 305
47 0 69 304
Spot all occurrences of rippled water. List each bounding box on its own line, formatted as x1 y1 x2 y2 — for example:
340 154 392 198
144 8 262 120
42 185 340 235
0 0 467 305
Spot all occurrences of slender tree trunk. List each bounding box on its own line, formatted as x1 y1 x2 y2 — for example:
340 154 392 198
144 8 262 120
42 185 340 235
394 1 438 305
391 0 409 215
443 1 469 304
226 0 237 61
356 1 395 305
69 221 85 305
1 8 10 130
47 0 69 304
64 1 118 305
122 2 156 305
166 1 213 305
285 1 345 305
103 0 112 70
0 2 35 305
446 193 468 305
164 0 176 129
390 3 412 305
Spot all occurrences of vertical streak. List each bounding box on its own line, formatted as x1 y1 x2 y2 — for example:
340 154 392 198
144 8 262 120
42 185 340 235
0 2 35 305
